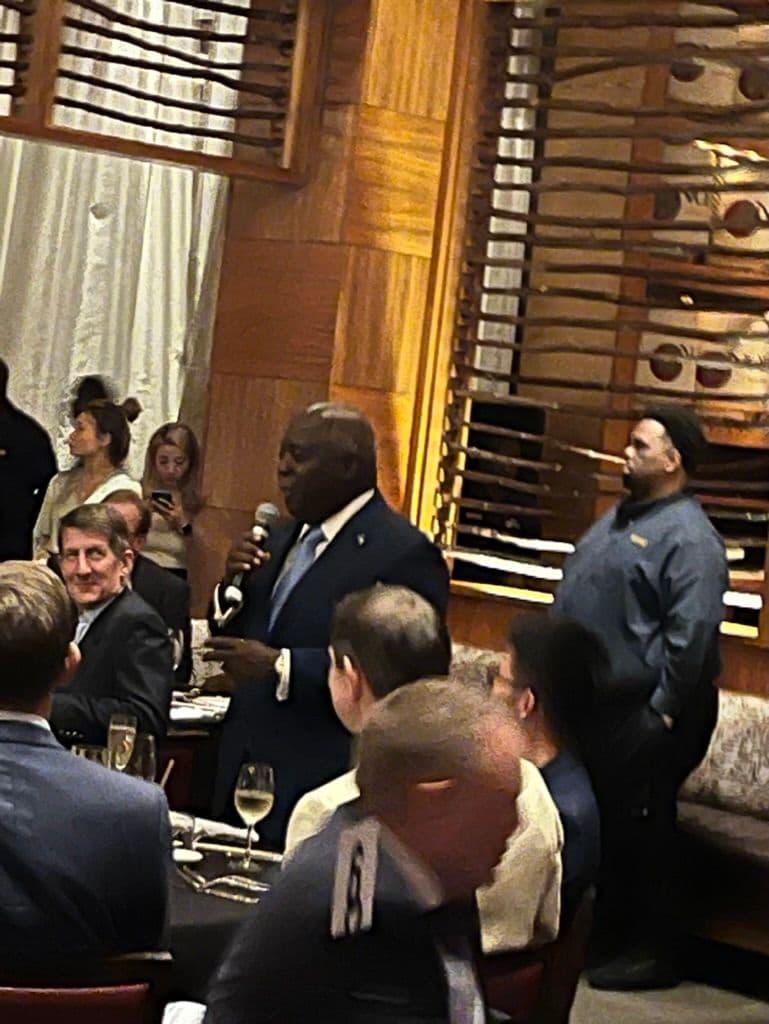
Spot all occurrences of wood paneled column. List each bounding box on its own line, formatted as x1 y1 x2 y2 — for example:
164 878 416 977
192 0 465 610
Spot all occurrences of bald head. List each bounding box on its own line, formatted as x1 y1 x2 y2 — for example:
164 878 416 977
357 679 521 899
278 403 377 523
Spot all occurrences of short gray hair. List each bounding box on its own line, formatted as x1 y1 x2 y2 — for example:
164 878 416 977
356 678 511 815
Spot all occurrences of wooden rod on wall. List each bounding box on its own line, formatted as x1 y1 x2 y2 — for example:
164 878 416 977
461 282 769 318
58 69 285 119
54 97 284 147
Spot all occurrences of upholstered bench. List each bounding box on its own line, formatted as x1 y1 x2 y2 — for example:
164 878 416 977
678 690 769 955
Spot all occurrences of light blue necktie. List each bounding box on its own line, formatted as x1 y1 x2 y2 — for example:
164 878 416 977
269 525 325 630
74 617 90 645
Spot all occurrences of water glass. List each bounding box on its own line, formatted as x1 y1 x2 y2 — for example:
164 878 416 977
128 732 157 782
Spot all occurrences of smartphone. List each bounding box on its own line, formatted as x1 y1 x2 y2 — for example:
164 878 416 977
151 489 174 507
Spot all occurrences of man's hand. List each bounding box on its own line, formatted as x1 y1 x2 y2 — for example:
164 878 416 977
203 637 280 681
223 530 271 587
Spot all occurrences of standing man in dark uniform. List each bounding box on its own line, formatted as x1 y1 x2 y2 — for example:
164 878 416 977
205 403 450 847
554 405 727 991
0 359 57 561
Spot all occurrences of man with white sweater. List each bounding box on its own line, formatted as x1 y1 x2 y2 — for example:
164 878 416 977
285 584 565 954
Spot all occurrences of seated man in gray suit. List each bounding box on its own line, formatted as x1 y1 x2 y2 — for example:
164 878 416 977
207 680 522 1024
0 561 169 960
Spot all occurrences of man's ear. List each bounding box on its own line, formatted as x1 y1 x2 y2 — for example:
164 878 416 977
122 547 135 576
666 445 683 474
342 654 362 695
519 687 537 721
57 641 82 690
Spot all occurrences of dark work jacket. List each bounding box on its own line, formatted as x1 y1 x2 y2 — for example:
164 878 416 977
541 750 600 925
206 802 481 1024
132 552 192 686
554 493 727 720
0 401 57 561
0 720 169 959
51 587 173 745
211 491 450 846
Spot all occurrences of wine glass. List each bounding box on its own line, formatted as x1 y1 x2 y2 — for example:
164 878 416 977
108 713 137 771
168 628 184 673
128 733 157 782
234 762 275 871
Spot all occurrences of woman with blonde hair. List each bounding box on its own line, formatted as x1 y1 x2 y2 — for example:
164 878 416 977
141 422 202 578
33 398 142 560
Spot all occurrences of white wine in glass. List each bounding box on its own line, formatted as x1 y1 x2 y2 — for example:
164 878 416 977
108 713 137 771
234 762 274 871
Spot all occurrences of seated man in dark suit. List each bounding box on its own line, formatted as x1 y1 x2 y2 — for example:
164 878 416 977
491 615 604 924
50 504 173 746
103 489 192 686
204 402 450 846
206 680 522 1024
0 560 169 960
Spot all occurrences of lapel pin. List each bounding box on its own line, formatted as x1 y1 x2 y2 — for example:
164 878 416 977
356 533 366 547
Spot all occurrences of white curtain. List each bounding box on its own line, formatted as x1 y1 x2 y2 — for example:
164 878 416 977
0 0 249 474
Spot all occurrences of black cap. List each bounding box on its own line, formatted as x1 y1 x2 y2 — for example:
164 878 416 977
641 404 705 475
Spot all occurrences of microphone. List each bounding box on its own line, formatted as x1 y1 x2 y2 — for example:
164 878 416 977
224 501 280 608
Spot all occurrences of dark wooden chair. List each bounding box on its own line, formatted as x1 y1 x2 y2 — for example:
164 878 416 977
482 887 595 1024
0 983 151 1024
0 951 173 1024
526 886 595 1024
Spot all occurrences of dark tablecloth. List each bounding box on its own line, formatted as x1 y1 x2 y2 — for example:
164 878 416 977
168 852 280 1001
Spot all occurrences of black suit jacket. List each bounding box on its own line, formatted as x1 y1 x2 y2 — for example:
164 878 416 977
132 552 192 685
0 401 57 561
206 802 478 1024
212 491 450 845
51 587 173 745
0 720 169 959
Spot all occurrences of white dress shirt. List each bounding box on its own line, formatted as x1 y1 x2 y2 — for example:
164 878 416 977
74 593 119 645
0 709 51 732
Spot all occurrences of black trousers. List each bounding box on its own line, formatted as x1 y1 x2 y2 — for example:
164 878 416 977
587 686 718 958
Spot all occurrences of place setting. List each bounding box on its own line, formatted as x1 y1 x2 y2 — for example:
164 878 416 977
170 762 280 904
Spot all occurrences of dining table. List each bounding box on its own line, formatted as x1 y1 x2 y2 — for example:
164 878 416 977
167 814 282 1001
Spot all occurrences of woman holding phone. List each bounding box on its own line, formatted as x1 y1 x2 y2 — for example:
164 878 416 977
141 422 202 578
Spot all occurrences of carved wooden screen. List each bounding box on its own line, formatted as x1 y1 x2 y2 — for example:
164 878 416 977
436 0 768 644
0 0 329 181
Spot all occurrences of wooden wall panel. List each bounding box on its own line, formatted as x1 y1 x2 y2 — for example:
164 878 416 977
212 240 348 382
332 248 430 394
342 105 445 259
362 0 461 120
329 384 413 509
203 373 327 510
226 107 357 245
324 0 371 106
